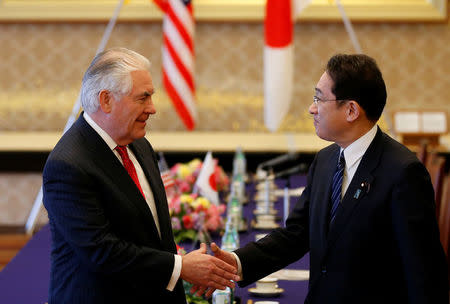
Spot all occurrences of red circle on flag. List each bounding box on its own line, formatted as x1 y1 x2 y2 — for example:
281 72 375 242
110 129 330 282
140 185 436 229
209 173 217 191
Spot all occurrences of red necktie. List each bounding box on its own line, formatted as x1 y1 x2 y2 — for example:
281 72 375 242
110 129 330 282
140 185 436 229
115 146 146 199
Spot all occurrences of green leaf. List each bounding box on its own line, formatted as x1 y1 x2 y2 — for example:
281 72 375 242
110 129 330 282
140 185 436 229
174 229 197 243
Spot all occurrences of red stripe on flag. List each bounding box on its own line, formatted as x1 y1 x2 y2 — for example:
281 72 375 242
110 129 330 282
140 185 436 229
265 0 293 48
162 174 175 188
159 0 196 130
163 70 195 130
166 3 194 53
186 2 193 14
164 35 195 91
153 0 168 12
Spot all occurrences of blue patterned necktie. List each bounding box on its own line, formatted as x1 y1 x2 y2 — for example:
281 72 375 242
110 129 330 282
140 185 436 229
330 151 346 224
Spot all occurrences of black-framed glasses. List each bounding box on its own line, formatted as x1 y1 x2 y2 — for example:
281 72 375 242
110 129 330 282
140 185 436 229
313 96 349 105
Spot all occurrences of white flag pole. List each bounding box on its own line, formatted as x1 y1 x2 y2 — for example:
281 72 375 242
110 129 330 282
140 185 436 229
335 0 362 53
95 0 126 56
25 0 126 235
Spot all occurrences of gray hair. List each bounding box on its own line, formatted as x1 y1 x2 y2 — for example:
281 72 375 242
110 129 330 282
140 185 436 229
80 47 151 114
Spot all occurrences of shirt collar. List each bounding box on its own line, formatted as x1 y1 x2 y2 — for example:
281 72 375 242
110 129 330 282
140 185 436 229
341 124 378 169
83 112 118 151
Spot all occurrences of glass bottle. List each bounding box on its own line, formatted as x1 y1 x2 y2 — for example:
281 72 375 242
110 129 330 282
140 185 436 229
212 287 232 304
221 215 240 252
227 184 243 232
214 215 240 304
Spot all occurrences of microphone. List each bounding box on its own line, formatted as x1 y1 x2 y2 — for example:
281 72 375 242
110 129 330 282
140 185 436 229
257 152 299 170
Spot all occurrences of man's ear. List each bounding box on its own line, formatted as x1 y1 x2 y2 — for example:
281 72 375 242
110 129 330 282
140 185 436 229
98 90 113 113
346 100 361 122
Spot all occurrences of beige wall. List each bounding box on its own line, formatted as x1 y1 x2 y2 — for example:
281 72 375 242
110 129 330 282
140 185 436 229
0 21 449 225
0 21 449 133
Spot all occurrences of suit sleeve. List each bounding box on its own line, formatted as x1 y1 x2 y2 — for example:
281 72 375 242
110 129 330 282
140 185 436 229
235 156 317 286
390 161 448 304
43 158 176 290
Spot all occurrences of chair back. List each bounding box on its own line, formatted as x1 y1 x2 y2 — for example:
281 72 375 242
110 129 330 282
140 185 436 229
425 153 446 219
438 175 450 289
416 142 428 164
440 176 450 256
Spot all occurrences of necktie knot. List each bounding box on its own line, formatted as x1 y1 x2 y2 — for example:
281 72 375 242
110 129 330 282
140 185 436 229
338 151 346 170
115 145 128 158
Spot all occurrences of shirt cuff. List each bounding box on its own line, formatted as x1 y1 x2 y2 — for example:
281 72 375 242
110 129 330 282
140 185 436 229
231 252 243 280
167 254 182 291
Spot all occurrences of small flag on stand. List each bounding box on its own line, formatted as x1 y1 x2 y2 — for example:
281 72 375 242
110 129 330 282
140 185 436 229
153 0 197 130
194 151 219 205
158 152 177 198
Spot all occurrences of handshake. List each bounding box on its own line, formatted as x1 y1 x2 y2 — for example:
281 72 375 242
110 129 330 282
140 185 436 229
180 242 241 298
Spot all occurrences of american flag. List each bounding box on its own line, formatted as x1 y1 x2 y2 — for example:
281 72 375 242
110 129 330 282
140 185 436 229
157 152 176 190
154 0 197 130
161 170 175 189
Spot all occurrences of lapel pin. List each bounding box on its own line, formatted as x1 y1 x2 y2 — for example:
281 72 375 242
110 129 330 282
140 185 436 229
361 182 371 193
354 181 371 199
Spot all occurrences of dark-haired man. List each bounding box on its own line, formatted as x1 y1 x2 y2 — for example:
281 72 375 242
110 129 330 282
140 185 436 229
211 54 448 304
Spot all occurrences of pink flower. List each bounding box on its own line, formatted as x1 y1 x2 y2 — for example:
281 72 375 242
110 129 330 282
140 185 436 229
169 197 181 214
195 205 206 213
206 204 216 217
207 204 225 218
205 215 221 231
217 204 226 215
171 217 181 230
178 181 191 193
171 163 180 175
185 174 196 185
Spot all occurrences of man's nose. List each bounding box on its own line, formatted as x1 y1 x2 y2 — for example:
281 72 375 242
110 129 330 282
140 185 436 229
308 102 317 114
144 101 156 114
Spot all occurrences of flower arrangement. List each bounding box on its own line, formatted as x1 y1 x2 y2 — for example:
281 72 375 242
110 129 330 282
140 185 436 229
169 193 226 243
170 158 230 195
166 158 229 243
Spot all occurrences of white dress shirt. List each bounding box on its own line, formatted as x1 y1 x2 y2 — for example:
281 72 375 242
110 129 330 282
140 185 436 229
340 124 378 198
83 113 181 291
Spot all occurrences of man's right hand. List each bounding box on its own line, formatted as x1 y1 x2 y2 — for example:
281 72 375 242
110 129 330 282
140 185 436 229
190 242 241 298
180 243 239 292
210 242 238 270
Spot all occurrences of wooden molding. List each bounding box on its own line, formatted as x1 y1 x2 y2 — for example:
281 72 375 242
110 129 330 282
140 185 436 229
0 0 447 23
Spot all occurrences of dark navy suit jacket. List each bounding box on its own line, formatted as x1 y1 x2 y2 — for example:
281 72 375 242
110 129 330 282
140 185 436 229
236 128 448 304
43 114 186 303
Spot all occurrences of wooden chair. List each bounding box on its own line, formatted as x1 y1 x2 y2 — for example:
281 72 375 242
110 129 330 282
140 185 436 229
425 152 446 219
416 142 428 164
440 176 450 255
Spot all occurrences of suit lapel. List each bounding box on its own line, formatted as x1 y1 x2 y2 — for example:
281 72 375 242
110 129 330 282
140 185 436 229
326 128 384 247
312 145 341 257
130 142 175 251
76 115 162 241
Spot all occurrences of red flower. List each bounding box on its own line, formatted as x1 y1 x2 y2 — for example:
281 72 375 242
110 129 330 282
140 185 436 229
182 215 194 229
176 244 186 255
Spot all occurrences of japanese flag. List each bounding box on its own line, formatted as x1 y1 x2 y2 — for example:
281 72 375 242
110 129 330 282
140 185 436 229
264 0 294 132
194 151 219 205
